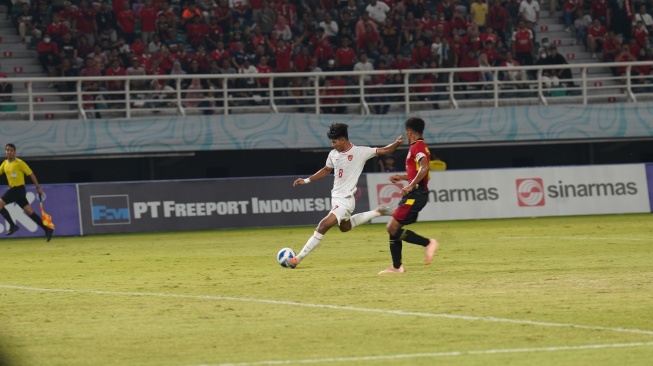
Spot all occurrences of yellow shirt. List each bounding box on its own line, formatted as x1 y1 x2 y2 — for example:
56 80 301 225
429 159 447 171
471 2 489 26
0 158 33 187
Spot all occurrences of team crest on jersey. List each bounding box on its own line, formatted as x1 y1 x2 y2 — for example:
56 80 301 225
347 155 353 161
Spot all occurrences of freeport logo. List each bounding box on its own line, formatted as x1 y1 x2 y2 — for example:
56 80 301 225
91 195 131 225
376 183 404 208
516 178 545 207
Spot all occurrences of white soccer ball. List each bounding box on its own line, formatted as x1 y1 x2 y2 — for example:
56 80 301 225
277 247 296 268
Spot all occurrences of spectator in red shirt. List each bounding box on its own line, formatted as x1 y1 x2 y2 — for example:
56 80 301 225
210 41 231 64
632 21 649 48
293 46 312 72
417 10 438 41
140 0 158 43
37 36 60 74
588 18 607 59
104 58 127 104
480 41 499 65
512 20 534 66
118 0 139 44
271 39 292 72
334 38 357 71
390 53 410 70
411 39 431 68
480 26 500 45
187 15 209 49
487 0 507 43
457 49 481 98
59 1 78 29
591 0 608 24
46 13 69 43
76 0 97 46
276 0 297 29
602 31 621 62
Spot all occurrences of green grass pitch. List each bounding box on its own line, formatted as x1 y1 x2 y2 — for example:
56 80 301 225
1 214 652 366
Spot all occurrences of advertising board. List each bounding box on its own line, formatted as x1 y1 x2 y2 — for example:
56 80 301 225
367 165 650 222
0 185 81 238
78 177 370 234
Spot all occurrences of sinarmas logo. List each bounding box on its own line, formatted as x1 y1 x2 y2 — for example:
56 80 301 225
376 183 404 208
516 178 545 207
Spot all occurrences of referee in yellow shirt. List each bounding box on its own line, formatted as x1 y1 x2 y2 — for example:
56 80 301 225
0 143 53 241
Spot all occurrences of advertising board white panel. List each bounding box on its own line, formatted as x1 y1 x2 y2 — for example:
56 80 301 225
367 164 650 222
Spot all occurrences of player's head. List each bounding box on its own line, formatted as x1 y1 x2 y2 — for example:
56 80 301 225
405 117 425 136
327 123 350 152
4 143 16 159
327 123 349 140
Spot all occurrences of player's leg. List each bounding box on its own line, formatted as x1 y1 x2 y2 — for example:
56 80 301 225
0 192 19 235
346 205 394 231
290 199 347 268
378 216 405 274
18 192 53 241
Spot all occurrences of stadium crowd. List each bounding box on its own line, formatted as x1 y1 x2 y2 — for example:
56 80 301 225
3 0 653 114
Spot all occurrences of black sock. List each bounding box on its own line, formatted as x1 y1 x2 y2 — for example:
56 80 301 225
0 208 15 227
399 229 430 247
389 237 403 269
28 212 47 231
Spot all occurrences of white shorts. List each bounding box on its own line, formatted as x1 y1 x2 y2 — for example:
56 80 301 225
331 196 356 225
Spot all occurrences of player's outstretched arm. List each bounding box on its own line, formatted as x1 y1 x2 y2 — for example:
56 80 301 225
293 166 334 187
377 135 404 156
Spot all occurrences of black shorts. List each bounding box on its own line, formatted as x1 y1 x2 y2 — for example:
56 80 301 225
2 185 28 208
392 188 429 225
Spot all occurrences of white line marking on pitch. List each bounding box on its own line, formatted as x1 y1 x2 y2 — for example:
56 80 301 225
192 341 653 366
2 284 653 337
500 236 649 241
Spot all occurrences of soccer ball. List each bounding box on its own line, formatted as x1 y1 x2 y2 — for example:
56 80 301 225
277 247 296 268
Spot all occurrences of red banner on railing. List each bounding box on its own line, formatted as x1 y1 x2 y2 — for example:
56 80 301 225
14 66 23 73
3 51 11 58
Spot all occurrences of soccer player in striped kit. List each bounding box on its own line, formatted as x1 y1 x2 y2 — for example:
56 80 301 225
289 122 403 268
378 117 439 274
0 143 54 241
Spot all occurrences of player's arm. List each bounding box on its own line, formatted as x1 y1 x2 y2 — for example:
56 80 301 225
293 166 333 187
28 173 44 195
389 173 409 183
376 135 403 156
401 156 430 195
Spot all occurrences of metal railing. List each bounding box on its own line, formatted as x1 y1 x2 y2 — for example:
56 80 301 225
1 61 653 121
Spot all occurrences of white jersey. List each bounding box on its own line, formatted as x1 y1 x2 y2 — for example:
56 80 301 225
326 145 378 198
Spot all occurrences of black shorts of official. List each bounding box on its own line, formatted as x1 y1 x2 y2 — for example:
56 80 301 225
2 185 29 208
392 188 429 225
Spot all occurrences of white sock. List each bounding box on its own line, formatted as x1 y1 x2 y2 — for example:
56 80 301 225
349 210 381 229
297 231 324 262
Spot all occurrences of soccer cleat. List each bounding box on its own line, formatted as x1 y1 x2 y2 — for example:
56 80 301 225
287 257 298 269
375 205 393 216
424 239 439 265
6 225 19 236
45 228 54 242
378 265 405 274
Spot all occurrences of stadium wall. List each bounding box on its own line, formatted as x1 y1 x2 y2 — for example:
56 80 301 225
1 164 651 238
7 104 653 158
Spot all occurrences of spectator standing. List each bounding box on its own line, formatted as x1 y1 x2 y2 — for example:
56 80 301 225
470 0 489 31
403 11 420 45
276 0 297 29
591 0 608 25
75 0 97 46
488 0 508 43
633 5 653 32
512 20 534 66
365 0 390 26
319 12 339 38
96 1 118 42
335 38 357 71
417 10 437 42
563 0 578 33
118 0 139 44
519 0 540 25
410 39 431 68
353 52 374 84
140 0 158 44
253 0 276 35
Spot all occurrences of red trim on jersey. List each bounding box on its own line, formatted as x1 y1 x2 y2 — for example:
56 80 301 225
341 144 354 153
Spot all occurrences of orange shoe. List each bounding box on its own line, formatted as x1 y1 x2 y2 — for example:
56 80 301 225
378 265 405 274
424 239 439 265
287 257 299 269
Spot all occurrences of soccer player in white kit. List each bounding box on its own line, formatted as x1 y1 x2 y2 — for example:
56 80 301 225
288 123 403 268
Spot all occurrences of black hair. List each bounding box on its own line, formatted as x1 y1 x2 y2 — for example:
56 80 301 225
327 123 349 140
405 117 425 135
5 143 15 151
